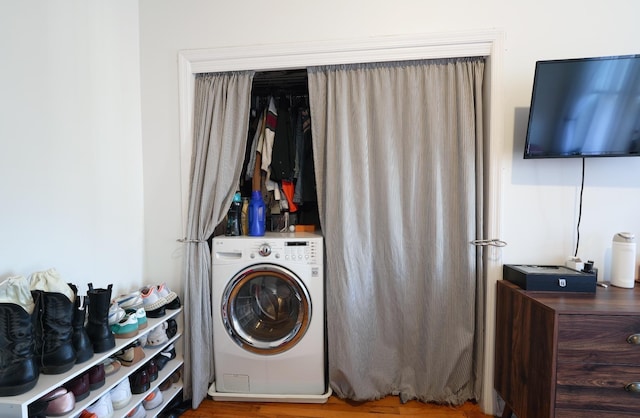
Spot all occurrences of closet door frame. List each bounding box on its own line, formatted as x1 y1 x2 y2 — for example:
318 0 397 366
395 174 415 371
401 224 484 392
177 29 505 416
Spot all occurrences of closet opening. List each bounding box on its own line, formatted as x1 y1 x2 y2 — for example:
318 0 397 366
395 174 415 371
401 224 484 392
231 69 320 236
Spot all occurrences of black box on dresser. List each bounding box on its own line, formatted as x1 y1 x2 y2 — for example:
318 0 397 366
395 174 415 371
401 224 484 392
503 264 597 293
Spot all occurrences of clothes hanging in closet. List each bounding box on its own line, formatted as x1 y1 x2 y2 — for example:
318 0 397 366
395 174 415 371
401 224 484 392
244 93 314 217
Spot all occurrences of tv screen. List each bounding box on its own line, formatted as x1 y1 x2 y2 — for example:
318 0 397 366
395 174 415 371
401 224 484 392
524 54 640 159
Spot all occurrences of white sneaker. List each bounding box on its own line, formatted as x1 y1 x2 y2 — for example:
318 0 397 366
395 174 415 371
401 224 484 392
145 322 168 347
140 286 166 318
0 276 35 314
156 283 180 309
114 291 143 310
109 378 132 410
128 307 148 329
110 312 139 339
108 301 126 326
142 388 163 410
86 392 114 418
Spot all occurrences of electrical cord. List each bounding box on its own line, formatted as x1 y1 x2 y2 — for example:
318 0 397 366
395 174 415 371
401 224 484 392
574 158 585 257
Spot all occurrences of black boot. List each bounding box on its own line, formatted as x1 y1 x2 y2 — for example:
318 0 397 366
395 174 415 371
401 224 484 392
68 284 93 363
85 283 115 353
31 290 77 374
0 302 39 396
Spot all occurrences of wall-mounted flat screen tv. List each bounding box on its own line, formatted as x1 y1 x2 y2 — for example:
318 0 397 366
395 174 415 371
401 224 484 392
524 54 640 159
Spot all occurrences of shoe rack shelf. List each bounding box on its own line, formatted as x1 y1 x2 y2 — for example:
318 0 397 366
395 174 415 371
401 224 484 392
123 356 183 418
0 308 183 418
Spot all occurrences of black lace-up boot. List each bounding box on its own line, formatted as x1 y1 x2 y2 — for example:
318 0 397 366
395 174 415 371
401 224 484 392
0 302 39 396
31 289 77 374
68 284 93 363
85 283 115 353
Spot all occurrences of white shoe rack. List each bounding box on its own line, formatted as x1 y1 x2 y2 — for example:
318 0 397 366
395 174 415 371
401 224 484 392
0 308 184 418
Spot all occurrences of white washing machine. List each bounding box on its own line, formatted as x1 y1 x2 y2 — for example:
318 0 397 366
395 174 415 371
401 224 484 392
209 232 327 399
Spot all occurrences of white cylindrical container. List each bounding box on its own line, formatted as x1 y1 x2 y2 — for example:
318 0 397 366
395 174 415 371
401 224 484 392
611 232 637 288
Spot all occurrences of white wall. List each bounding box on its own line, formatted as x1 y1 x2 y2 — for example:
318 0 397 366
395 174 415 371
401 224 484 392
0 1 144 297
138 0 640 287
500 1 640 273
2 0 639 410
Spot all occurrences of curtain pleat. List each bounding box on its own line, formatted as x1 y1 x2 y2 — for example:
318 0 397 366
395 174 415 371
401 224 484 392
308 58 485 404
182 71 254 408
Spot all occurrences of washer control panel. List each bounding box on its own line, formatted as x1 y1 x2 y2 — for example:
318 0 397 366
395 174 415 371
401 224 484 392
283 240 317 262
248 238 320 264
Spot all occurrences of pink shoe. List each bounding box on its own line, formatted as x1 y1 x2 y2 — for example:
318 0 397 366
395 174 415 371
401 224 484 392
41 387 75 416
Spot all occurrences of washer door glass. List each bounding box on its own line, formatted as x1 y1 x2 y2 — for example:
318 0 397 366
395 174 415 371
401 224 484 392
222 264 311 355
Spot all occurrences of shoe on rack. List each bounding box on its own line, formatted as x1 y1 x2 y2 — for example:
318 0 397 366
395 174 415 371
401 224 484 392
159 368 181 391
108 301 126 326
102 357 121 376
161 397 191 418
40 386 76 417
111 312 139 339
129 368 150 395
30 269 77 374
68 283 94 364
154 344 176 370
114 340 145 367
126 307 148 330
145 322 169 347
85 283 116 353
0 276 39 396
79 409 98 418
146 358 158 382
137 333 148 348
155 283 181 310
114 291 143 311
63 371 90 402
89 363 106 390
125 403 146 418
85 391 114 418
140 286 166 318
142 387 163 410
109 378 132 410
165 318 177 339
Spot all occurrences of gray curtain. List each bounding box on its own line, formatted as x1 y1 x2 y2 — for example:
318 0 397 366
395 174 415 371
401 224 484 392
307 58 485 404
182 71 254 408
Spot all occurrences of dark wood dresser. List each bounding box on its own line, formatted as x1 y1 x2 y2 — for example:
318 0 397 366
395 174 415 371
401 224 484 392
495 279 640 418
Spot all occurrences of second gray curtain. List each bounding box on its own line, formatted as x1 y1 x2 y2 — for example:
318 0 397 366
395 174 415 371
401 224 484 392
308 58 485 404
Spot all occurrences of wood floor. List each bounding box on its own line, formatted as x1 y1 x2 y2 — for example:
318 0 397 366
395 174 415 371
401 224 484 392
181 395 495 417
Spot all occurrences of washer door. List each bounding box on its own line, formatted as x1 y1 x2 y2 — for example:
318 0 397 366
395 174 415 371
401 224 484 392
221 263 311 355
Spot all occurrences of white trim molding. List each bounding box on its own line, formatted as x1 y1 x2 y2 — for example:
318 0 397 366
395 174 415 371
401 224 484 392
177 29 504 415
